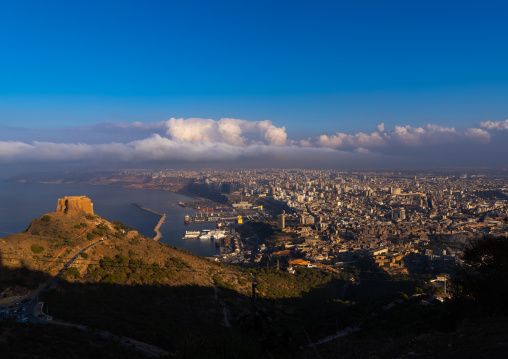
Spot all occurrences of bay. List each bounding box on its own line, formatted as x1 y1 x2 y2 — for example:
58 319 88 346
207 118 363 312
0 181 219 257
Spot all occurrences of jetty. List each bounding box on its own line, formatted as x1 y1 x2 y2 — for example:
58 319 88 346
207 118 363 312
153 214 166 241
132 203 166 241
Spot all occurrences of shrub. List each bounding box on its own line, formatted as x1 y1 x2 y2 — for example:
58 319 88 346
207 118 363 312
112 221 126 231
93 229 104 236
65 239 76 247
65 267 81 279
80 252 89 259
31 245 44 253
41 215 51 222
58 233 70 241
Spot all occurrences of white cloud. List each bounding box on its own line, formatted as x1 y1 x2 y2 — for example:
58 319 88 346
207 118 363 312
464 128 491 143
317 131 386 149
0 117 505 169
479 119 508 130
257 120 287 146
315 122 495 150
390 124 457 146
0 141 33 158
299 139 313 147
165 117 287 146
0 133 399 170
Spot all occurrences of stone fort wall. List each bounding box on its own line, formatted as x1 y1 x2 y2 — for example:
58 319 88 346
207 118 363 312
56 196 94 215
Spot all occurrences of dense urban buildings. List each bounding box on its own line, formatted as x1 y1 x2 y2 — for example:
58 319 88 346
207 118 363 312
70 168 508 277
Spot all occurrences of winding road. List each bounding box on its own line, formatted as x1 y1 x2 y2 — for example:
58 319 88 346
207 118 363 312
25 237 169 357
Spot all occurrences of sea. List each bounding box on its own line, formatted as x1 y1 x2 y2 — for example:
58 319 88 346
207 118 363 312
0 180 219 257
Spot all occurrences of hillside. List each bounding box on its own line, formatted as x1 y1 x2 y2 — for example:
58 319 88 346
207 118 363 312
2 203 507 358
0 205 351 357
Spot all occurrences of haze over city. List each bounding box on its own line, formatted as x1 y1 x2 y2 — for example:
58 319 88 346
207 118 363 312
1 1 507 172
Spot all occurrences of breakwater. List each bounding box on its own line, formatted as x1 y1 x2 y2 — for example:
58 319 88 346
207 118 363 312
132 203 165 241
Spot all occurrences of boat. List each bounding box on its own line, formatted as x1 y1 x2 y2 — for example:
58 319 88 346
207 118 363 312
183 231 200 238
199 230 212 240
198 229 226 240
178 202 187 208
184 215 190 224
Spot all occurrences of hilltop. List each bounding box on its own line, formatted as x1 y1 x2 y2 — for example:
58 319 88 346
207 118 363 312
0 199 253 305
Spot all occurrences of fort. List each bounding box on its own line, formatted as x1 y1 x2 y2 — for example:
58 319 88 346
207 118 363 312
56 196 94 215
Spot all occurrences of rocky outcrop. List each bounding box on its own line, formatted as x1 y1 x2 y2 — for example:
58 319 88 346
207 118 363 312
56 196 94 215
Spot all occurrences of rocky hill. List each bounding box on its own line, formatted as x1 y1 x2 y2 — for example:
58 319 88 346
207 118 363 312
0 198 354 357
0 200 252 305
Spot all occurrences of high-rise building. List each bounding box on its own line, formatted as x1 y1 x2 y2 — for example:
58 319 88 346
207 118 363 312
277 213 285 229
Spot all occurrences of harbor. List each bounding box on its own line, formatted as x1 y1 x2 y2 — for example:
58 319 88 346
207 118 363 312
130 199 265 259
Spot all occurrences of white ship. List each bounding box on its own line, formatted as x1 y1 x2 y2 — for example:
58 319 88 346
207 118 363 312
199 230 212 239
199 229 226 240
183 231 201 238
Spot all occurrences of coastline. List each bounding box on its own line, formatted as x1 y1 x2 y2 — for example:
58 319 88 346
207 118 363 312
6 177 222 207
1 180 222 257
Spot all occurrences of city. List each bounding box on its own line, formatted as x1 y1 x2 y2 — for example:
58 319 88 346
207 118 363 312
72 168 508 278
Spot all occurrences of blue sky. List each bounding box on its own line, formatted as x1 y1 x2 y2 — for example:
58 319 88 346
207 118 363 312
0 1 507 170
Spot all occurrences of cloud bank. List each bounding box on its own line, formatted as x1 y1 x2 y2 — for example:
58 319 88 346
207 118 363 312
165 118 287 146
479 119 508 131
315 123 491 149
0 118 506 169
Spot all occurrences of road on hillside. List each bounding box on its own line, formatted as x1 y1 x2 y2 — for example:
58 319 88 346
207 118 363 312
23 237 169 357
27 237 109 321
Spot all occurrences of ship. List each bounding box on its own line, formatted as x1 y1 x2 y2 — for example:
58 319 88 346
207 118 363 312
198 230 212 239
184 214 190 224
199 229 226 240
178 202 186 208
183 231 201 238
